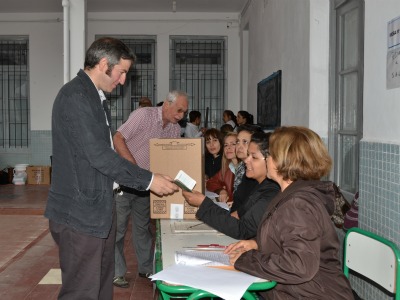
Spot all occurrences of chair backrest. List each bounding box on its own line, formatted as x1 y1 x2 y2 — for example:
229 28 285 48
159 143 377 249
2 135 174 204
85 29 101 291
343 228 400 299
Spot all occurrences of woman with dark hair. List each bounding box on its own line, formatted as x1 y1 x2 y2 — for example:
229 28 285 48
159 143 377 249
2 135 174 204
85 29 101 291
237 110 254 125
204 128 223 179
230 124 264 216
183 131 279 240
223 110 237 129
225 126 354 300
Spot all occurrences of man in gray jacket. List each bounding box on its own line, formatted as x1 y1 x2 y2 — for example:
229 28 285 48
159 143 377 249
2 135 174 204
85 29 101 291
44 37 178 300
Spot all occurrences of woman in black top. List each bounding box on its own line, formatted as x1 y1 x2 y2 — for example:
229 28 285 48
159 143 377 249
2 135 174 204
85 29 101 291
204 128 223 179
183 132 279 240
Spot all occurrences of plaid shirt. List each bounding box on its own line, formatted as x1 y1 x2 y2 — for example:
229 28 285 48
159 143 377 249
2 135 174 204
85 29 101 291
117 106 181 170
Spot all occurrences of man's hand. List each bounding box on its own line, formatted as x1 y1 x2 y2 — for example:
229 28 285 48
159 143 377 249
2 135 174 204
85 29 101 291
150 173 179 196
230 210 239 219
182 190 206 207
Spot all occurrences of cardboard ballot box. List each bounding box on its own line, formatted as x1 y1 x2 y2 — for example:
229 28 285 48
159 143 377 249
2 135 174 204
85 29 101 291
150 138 204 219
26 166 51 185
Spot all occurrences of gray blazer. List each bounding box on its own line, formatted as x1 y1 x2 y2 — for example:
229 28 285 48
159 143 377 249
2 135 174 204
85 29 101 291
45 70 152 238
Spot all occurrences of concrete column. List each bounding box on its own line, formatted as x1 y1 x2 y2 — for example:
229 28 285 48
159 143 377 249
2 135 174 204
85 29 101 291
68 0 87 79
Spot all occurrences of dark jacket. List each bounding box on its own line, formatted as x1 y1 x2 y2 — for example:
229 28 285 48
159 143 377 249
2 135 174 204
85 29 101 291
204 153 222 179
196 178 280 239
230 175 258 214
234 180 354 300
45 70 152 238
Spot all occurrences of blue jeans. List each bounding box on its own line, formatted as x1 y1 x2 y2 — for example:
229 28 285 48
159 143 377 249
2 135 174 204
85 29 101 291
114 190 153 276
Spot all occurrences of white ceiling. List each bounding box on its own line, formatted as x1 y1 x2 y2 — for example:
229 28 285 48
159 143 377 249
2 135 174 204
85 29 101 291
0 0 248 13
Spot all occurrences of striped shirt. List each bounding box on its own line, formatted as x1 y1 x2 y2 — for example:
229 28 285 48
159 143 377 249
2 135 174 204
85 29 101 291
117 106 181 170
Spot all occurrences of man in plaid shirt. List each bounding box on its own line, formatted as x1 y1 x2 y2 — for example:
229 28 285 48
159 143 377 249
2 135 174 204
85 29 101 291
112 90 188 287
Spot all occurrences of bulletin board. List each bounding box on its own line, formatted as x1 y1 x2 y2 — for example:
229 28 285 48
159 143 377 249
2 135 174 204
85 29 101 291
257 70 282 130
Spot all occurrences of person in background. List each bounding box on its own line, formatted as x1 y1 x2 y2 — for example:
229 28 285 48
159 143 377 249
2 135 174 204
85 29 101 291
206 132 239 203
237 110 254 126
220 123 234 137
112 90 188 288
223 110 237 130
184 110 206 138
230 124 264 217
45 37 178 300
183 131 279 240
204 128 223 180
138 97 152 108
225 126 354 300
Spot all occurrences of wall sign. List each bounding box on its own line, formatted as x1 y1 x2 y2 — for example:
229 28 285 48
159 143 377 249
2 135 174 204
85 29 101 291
387 16 400 89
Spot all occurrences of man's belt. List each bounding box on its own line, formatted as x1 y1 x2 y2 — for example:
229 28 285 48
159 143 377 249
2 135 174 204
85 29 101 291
114 185 150 196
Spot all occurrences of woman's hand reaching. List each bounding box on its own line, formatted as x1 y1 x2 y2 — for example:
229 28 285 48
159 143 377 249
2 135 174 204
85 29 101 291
182 190 206 207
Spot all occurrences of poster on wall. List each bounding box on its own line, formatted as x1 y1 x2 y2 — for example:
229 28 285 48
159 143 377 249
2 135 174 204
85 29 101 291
387 16 400 89
257 70 281 130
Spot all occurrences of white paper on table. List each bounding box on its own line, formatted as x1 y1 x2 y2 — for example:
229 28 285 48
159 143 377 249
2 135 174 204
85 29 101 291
150 264 259 300
175 250 230 266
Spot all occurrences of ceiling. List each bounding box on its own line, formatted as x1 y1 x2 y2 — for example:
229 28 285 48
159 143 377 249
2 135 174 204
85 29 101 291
0 0 248 13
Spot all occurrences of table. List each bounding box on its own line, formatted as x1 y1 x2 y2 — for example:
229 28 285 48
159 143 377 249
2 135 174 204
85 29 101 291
154 219 276 300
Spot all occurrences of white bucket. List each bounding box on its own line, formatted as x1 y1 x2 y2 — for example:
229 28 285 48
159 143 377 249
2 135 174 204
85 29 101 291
13 164 28 185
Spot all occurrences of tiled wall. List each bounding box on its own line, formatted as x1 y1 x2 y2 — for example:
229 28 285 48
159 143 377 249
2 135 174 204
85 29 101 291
0 130 52 170
349 140 400 300
30 130 52 166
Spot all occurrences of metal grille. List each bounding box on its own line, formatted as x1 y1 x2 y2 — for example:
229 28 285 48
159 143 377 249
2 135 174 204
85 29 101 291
102 36 157 130
170 37 226 129
0 37 29 148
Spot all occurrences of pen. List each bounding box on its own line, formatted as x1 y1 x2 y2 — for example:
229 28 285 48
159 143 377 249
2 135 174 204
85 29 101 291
187 222 205 229
197 244 226 248
182 244 227 250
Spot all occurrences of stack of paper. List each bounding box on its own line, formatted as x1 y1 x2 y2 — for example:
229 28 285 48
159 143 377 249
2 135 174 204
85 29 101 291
175 250 230 266
150 264 260 300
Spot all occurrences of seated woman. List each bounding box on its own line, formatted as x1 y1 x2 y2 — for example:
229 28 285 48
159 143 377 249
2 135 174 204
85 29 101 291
206 132 238 203
230 124 264 216
225 126 354 300
182 132 280 240
204 128 223 179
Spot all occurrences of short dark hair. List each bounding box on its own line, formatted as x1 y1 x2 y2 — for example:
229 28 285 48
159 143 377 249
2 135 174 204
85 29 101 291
250 131 271 158
220 124 234 135
189 110 201 122
139 97 152 107
84 37 136 73
236 124 264 135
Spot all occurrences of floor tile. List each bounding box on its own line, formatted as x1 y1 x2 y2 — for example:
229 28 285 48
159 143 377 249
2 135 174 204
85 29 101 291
0 184 154 300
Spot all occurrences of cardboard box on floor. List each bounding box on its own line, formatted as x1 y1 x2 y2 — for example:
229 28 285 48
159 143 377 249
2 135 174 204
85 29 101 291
150 138 204 219
26 166 51 185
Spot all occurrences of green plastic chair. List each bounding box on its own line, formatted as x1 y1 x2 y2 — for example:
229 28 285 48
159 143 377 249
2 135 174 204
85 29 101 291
343 228 400 299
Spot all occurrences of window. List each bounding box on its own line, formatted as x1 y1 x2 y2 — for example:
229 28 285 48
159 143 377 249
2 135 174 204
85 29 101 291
99 36 156 129
170 37 227 129
329 0 364 197
0 37 29 149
